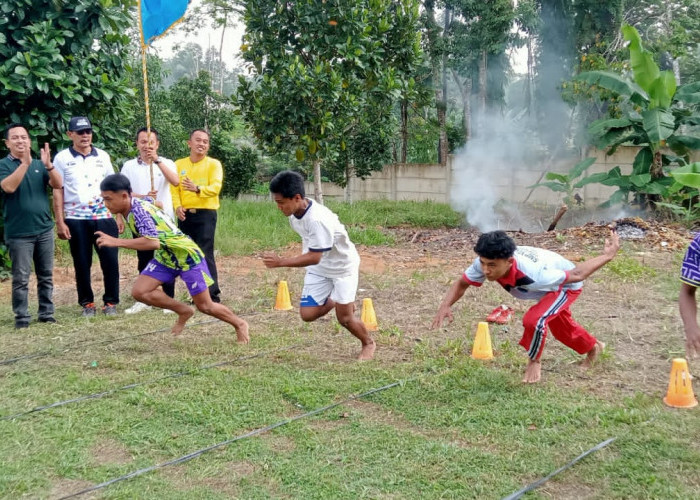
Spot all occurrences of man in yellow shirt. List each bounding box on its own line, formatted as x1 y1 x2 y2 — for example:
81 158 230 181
171 129 223 302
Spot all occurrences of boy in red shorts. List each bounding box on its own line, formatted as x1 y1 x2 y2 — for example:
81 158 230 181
432 229 619 383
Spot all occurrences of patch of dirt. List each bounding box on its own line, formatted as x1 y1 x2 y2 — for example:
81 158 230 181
263 434 297 454
49 478 96 499
391 217 693 257
90 438 133 466
540 479 599 499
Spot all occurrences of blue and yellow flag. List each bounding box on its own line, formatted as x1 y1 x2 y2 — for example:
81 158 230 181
139 0 191 47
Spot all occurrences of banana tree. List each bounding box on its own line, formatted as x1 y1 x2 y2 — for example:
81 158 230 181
575 24 700 208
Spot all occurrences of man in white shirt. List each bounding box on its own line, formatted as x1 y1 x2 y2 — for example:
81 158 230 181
53 116 122 317
263 170 376 361
121 127 179 314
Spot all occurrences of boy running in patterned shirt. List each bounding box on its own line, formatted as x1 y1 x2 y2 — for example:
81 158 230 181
95 174 249 342
432 229 619 383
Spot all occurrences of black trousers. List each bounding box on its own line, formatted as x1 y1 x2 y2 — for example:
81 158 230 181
65 218 120 307
136 249 175 298
178 209 220 302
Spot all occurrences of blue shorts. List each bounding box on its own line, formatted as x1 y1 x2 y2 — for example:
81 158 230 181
141 259 214 297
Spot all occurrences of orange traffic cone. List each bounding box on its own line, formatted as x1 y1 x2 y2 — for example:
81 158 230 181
471 322 494 360
361 298 378 331
274 280 293 311
663 358 698 408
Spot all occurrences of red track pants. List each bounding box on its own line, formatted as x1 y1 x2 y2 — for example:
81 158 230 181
519 289 597 361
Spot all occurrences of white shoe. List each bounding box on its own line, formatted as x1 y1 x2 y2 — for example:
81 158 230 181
125 302 152 314
163 309 175 314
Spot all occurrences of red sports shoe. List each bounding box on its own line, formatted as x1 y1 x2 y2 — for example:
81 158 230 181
486 304 513 324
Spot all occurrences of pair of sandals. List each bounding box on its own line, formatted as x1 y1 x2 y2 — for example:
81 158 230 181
486 304 514 324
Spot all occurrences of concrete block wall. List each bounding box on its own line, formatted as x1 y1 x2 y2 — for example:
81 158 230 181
263 146 693 208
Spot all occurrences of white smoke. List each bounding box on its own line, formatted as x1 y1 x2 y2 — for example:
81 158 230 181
450 111 543 232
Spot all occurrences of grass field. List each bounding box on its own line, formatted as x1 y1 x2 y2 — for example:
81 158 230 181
2 200 699 499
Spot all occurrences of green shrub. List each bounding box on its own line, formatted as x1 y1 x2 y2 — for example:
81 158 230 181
210 132 258 198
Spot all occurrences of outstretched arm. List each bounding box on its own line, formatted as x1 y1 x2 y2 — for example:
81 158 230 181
564 229 620 284
431 276 471 328
263 250 322 268
95 231 159 251
680 283 700 359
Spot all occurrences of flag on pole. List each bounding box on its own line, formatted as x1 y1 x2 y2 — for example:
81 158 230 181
138 0 191 191
139 0 191 47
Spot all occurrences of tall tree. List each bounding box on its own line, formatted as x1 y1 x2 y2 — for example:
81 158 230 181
422 0 450 165
536 0 575 152
236 0 422 202
449 0 514 140
179 0 239 94
0 0 134 152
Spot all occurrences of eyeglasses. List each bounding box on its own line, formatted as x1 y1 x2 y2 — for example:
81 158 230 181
75 129 93 135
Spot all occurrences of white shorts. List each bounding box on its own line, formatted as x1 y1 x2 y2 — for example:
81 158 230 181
300 271 358 307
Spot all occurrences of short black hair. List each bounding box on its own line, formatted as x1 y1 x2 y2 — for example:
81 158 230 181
100 173 132 195
189 128 210 139
269 170 305 199
5 123 28 140
136 127 160 142
474 231 517 259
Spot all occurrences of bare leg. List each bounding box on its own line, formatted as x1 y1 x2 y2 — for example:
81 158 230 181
582 340 605 369
132 275 193 335
335 302 375 361
192 290 249 343
522 359 541 384
300 298 336 322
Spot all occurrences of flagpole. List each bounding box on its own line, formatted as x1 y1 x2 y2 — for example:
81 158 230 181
139 0 191 194
141 45 155 193
138 0 155 192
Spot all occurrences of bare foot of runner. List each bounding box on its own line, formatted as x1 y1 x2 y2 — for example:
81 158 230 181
235 319 250 344
582 341 605 369
357 341 376 361
522 359 541 383
172 307 195 335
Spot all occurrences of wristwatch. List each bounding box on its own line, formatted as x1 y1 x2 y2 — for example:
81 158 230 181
195 186 201 194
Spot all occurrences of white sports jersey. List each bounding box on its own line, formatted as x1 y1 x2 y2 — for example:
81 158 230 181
121 157 177 220
53 146 114 220
289 199 360 278
464 246 583 301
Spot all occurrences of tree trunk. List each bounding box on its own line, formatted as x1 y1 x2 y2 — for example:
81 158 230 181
400 100 408 163
651 150 663 178
438 8 451 165
313 158 324 204
672 58 681 86
451 69 472 143
344 160 353 203
424 0 447 165
526 36 534 115
478 50 487 130
218 13 228 94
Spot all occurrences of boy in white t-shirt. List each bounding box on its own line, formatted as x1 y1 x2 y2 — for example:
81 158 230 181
432 230 619 383
263 170 375 360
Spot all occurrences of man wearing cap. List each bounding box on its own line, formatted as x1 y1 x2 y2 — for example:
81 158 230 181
0 123 63 329
170 129 223 303
121 127 179 314
52 116 123 316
